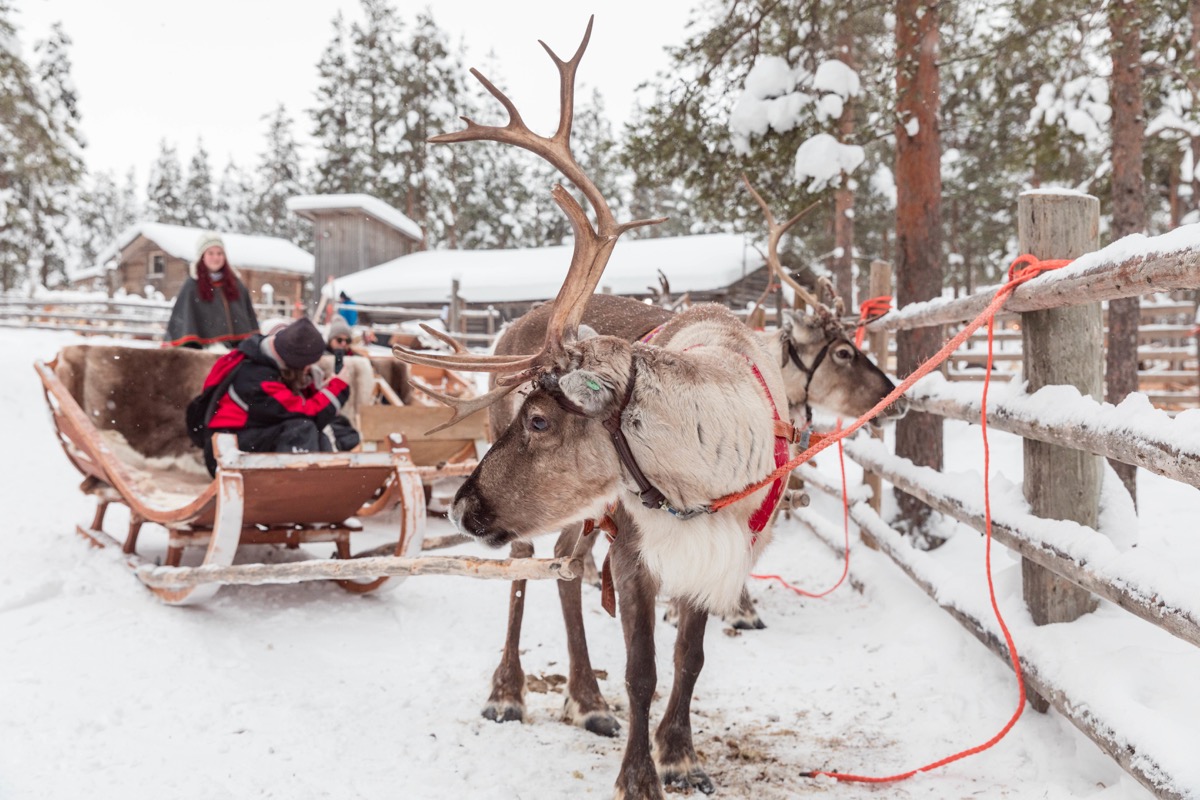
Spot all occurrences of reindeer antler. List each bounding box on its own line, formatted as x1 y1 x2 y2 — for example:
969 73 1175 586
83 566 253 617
742 174 852 338
392 18 665 431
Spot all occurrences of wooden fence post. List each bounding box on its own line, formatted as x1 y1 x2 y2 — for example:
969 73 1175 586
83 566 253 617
1018 191 1102 709
449 278 461 334
863 260 893 524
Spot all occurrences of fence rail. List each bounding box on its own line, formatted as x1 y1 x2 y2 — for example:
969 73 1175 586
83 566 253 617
832 192 1199 799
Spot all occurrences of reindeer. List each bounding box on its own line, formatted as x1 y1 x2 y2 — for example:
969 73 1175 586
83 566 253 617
395 22 904 798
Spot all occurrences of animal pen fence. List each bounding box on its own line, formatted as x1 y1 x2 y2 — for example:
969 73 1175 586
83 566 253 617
807 192 1200 798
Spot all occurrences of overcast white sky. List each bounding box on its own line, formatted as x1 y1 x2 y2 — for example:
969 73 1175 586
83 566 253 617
13 0 688 180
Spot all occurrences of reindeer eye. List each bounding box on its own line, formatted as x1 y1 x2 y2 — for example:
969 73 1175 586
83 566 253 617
833 345 855 363
528 414 550 432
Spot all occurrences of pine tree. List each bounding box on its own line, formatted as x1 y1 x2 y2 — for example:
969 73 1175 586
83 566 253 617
0 0 37 291
311 11 362 194
0 5 82 291
77 169 140 269
213 159 253 232
248 104 306 244
30 21 86 289
349 0 406 205
183 140 216 228
145 140 186 224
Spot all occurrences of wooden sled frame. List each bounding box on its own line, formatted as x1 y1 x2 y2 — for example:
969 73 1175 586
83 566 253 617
36 349 574 605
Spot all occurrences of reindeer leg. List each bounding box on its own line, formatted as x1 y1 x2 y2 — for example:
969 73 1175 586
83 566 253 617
556 525 620 737
662 596 682 628
655 598 714 794
482 539 536 724
723 584 766 630
610 513 664 800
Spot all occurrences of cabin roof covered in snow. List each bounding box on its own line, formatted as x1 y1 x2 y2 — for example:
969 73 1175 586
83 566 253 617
286 194 423 242
83 222 314 276
329 233 764 304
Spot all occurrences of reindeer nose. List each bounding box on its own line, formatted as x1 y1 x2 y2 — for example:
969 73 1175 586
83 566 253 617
450 479 513 548
883 394 910 420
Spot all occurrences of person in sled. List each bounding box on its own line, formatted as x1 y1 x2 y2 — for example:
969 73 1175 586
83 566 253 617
198 317 351 475
165 233 259 349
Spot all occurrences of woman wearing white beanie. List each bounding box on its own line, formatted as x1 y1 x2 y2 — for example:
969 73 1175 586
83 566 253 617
165 233 260 348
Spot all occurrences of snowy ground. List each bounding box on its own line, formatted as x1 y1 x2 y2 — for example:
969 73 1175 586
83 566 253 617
1 328 1197 799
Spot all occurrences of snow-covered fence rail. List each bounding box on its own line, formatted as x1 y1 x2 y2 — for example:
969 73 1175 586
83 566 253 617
830 192 1200 799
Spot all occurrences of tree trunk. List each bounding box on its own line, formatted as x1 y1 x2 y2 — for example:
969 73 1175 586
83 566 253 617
893 0 944 536
1107 0 1145 503
831 30 857 311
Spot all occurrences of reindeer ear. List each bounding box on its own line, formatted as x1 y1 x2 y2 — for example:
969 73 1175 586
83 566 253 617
783 310 823 344
577 323 600 341
559 370 616 416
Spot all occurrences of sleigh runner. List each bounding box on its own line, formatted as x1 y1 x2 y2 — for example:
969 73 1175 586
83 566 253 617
36 343 569 605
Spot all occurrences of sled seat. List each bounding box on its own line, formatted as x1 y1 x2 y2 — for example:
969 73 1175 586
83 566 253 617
36 343 429 605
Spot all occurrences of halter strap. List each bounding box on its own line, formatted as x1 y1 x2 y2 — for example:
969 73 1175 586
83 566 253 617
784 337 835 424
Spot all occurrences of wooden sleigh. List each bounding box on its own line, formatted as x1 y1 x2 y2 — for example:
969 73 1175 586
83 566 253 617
36 344 570 605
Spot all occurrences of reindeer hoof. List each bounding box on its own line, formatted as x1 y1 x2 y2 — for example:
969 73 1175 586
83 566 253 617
661 765 715 795
729 615 767 631
482 701 524 724
583 712 621 738
564 697 621 737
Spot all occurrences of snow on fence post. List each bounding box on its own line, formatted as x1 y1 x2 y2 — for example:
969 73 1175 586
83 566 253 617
863 259 893 524
1018 191 1103 711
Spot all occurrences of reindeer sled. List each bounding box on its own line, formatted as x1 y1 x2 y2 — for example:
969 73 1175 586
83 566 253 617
35 343 570 605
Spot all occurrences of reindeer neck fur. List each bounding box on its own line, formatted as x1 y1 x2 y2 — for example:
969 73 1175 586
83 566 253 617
609 304 788 614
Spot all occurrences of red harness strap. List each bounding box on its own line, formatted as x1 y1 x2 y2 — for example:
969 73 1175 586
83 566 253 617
585 515 620 618
746 363 790 535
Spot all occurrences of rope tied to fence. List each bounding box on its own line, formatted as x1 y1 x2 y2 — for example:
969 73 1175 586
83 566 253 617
854 295 893 347
786 254 1071 784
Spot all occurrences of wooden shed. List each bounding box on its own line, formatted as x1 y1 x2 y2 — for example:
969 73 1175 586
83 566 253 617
76 222 314 305
286 194 425 292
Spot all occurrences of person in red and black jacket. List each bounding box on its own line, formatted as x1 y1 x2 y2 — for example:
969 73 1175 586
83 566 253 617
200 317 350 475
165 233 259 349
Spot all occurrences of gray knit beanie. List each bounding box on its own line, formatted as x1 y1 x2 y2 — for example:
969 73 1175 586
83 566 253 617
327 315 352 344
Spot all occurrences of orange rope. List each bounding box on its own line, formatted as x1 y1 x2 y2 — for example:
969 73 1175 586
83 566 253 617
803 273 1033 783
793 255 1067 784
855 295 893 348
711 257 1069 513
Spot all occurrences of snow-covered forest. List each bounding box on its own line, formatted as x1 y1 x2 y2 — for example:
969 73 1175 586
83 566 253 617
4 0 1200 296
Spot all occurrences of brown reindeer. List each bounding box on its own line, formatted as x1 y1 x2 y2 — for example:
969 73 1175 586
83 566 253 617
461 182 906 743
394 21 905 798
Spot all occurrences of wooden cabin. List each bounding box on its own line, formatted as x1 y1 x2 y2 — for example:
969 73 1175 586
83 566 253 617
74 222 314 305
286 194 424 291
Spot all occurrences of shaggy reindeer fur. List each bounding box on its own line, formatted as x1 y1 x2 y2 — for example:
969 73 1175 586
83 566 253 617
57 344 218 459
454 302 788 614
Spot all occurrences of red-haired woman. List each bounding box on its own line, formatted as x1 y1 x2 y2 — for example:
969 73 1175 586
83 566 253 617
165 233 260 348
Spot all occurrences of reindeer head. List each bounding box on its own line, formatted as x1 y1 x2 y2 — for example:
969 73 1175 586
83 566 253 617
452 333 637 545
742 176 907 425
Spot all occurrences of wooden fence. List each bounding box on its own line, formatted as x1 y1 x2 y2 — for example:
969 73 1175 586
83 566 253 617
0 296 295 340
809 191 1200 798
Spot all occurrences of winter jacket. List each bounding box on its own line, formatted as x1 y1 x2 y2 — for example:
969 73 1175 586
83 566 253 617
165 267 259 348
207 334 350 432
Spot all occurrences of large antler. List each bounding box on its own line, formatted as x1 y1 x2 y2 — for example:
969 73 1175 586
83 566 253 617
394 16 664 396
